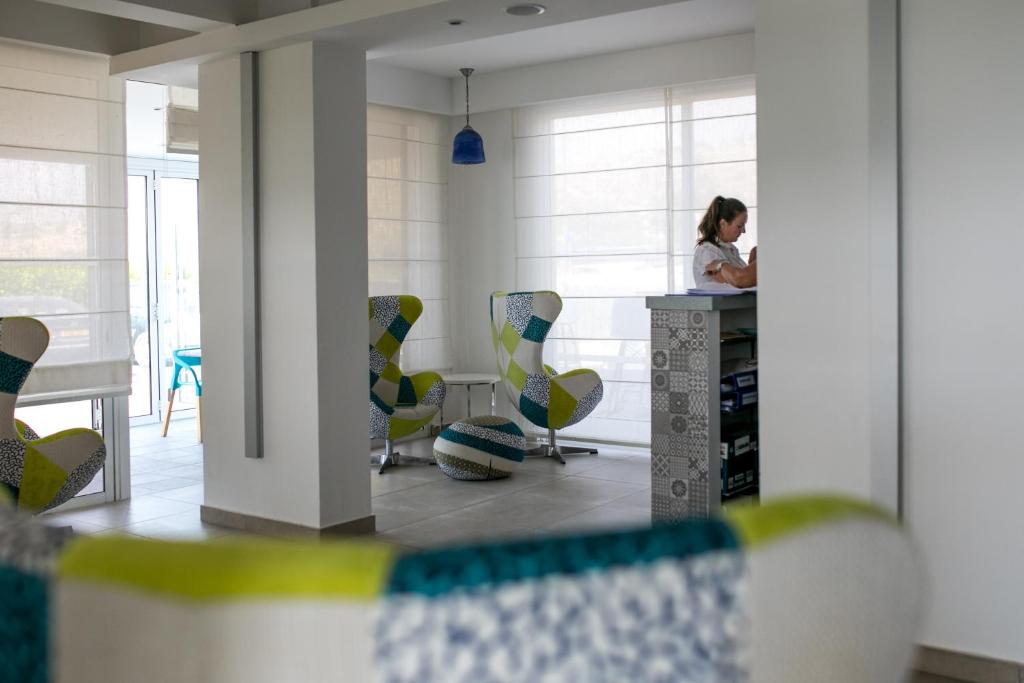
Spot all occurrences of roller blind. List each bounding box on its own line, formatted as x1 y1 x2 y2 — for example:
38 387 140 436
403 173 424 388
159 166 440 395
0 40 131 402
367 104 452 372
165 86 198 155
513 77 756 443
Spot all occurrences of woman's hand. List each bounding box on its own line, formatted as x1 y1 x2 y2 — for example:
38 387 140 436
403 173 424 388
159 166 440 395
704 260 724 276
705 259 757 287
749 246 757 262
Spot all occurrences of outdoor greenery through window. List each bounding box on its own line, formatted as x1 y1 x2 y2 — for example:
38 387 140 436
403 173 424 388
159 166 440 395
513 77 756 443
0 39 131 401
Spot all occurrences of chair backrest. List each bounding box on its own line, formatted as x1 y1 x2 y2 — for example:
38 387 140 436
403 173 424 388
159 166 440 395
0 317 49 440
40 496 924 683
490 290 561 398
369 295 423 409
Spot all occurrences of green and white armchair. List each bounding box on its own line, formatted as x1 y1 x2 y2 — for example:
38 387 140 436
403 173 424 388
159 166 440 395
0 317 106 512
490 291 603 463
369 296 446 474
8 496 924 682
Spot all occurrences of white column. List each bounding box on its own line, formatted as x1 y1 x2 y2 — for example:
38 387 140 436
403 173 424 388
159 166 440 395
755 0 899 511
198 41 370 530
902 0 1024 661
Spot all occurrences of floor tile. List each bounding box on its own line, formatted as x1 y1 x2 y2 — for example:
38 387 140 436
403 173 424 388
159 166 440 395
514 475 646 507
377 512 535 549
541 499 652 534
157 464 204 480
58 496 197 529
131 476 197 494
150 483 205 505
123 509 232 541
370 470 438 498
573 457 652 486
40 517 109 535
129 472 179 487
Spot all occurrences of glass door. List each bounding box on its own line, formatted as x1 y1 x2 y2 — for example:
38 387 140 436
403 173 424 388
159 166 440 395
126 166 200 427
128 174 158 421
155 174 201 416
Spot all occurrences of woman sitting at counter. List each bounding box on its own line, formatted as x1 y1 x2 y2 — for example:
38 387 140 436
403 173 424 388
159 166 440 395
692 195 757 288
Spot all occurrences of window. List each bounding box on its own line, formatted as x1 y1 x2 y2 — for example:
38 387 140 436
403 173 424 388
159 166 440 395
367 104 451 372
513 77 756 443
0 39 131 402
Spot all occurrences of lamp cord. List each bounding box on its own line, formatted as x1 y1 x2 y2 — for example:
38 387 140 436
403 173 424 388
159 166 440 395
460 67 474 127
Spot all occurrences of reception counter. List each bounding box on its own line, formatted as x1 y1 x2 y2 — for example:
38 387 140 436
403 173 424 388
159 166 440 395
646 294 757 521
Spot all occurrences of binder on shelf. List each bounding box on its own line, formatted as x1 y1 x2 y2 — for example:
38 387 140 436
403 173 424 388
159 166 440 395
722 387 758 412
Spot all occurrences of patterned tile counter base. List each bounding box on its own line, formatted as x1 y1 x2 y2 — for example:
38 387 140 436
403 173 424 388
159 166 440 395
648 295 756 522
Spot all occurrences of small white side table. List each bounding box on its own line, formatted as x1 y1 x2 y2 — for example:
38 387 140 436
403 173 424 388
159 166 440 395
439 372 500 425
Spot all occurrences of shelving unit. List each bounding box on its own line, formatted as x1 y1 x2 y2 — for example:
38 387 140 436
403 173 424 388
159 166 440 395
646 294 758 521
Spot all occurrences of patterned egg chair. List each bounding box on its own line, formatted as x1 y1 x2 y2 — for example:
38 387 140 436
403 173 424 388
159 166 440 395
490 291 603 463
369 296 446 474
0 317 106 512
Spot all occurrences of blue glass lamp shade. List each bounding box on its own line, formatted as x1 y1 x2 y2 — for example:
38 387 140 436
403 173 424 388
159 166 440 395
452 125 485 164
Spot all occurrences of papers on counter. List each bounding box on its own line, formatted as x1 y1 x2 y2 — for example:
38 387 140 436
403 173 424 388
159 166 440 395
672 283 757 296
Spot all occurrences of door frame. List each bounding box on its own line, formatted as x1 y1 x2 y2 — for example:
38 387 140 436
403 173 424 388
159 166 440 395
127 157 199 427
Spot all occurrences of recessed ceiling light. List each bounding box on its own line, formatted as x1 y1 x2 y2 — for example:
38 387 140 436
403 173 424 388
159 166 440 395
447 19 464 26
504 3 546 17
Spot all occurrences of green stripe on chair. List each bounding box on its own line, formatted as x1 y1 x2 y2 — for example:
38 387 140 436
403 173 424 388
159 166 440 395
437 430 525 462
59 536 397 602
726 495 897 548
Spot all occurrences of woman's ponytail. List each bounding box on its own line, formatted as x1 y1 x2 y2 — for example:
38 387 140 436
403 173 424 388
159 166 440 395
696 195 747 246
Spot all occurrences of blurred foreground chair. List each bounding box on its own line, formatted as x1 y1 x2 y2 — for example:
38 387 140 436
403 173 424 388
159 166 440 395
2 495 923 682
0 317 106 513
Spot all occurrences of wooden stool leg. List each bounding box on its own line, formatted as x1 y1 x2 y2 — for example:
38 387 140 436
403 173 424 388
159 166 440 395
161 389 176 437
196 395 203 443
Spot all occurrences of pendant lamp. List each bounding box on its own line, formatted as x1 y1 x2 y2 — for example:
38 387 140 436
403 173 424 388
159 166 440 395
452 67 485 164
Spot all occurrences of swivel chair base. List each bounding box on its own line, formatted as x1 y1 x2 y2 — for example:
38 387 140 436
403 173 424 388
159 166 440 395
525 428 598 465
374 439 436 475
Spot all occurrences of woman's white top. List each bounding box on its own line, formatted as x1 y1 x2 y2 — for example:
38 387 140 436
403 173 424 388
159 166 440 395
692 241 747 287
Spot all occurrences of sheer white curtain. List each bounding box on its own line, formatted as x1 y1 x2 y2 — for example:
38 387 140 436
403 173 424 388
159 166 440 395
0 40 130 402
367 104 451 372
513 77 756 443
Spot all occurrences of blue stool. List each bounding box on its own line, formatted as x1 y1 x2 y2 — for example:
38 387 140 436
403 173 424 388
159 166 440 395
161 346 203 442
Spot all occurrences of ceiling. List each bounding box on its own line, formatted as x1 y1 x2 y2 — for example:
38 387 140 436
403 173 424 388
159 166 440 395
372 0 754 76
9 0 753 85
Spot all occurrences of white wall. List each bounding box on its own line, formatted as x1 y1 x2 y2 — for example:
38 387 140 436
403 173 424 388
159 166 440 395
367 61 452 115
754 0 899 511
458 32 754 114
199 42 370 529
901 0 1024 662
446 109 518 419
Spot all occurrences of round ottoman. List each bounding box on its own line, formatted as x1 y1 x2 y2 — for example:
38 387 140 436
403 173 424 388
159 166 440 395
433 416 526 481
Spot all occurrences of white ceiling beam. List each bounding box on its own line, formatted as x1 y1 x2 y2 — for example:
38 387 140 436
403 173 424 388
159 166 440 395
109 0 687 86
110 0 448 82
34 0 233 32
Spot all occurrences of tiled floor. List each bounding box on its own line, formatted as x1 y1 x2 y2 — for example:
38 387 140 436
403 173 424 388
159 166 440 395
41 418 226 540
42 421 653 548
370 437 651 550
